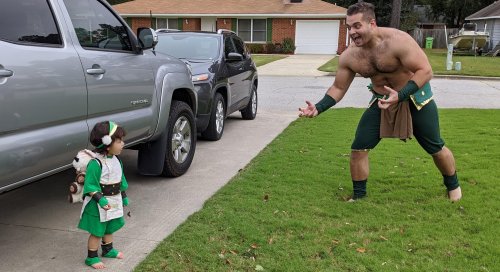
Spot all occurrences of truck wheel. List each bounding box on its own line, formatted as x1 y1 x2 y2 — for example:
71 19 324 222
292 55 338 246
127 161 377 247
201 92 225 141
162 101 196 177
241 84 257 120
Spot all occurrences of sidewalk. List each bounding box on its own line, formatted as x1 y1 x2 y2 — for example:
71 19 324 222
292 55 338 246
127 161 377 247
256 54 334 77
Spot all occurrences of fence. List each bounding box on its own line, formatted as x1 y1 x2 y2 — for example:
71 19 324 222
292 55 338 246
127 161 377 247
410 28 459 49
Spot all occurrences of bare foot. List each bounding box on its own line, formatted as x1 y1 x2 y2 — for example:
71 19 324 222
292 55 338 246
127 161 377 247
448 187 462 202
91 262 105 269
116 251 124 259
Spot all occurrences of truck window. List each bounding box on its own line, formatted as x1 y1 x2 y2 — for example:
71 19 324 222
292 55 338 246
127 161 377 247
0 0 62 45
63 0 132 52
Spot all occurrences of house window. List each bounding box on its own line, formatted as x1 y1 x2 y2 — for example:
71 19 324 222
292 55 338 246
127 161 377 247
156 18 179 30
237 19 266 42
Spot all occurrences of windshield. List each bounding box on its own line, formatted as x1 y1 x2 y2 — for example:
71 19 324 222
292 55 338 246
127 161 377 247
156 34 220 60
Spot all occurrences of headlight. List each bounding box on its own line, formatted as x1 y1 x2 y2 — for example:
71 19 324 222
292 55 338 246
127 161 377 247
192 73 209 82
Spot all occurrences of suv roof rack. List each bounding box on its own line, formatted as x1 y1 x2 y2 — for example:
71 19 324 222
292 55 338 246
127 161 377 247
217 29 236 35
156 28 181 33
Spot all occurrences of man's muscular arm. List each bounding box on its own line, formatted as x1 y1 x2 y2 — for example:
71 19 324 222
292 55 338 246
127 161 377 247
299 53 356 117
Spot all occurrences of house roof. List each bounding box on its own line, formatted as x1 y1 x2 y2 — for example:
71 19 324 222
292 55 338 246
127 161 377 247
113 0 347 18
466 1 500 20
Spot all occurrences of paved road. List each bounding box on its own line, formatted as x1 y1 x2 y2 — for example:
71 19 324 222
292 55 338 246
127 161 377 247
259 76 500 111
1 74 499 272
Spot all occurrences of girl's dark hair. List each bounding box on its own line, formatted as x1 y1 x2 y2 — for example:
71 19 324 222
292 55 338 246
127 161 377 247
90 121 126 154
347 2 376 22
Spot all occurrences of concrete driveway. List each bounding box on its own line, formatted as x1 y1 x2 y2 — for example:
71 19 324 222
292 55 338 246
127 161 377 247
1 55 499 272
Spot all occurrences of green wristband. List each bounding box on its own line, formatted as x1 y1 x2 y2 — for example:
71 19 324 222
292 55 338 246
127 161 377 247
315 94 337 114
398 80 419 102
98 197 109 208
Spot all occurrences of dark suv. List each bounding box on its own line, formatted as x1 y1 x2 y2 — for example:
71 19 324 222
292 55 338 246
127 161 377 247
155 29 258 140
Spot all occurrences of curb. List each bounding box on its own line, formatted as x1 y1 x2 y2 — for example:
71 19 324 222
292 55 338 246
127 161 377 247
325 72 500 81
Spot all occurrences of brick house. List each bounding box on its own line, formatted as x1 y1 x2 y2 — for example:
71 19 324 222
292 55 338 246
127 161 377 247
113 0 348 54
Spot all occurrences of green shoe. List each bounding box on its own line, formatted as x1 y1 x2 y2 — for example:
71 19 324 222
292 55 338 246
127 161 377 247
85 256 102 267
102 248 120 258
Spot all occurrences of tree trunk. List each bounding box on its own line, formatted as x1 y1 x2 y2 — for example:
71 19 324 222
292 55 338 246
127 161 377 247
390 0 402 29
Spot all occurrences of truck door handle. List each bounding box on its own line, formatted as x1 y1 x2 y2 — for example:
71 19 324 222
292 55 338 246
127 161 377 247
86 66 106 75
0 69 14 77
86 68 105 75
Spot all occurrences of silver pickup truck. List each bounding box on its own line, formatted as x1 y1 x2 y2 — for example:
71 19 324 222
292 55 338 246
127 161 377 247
0 0 197 194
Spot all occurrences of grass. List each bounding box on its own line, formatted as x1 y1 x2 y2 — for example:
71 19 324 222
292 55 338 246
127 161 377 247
252 54 288 67
135 109 500 272
317 49 500 77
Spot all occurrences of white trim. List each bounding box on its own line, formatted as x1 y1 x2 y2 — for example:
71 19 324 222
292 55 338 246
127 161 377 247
119 13 346 18
467 16 500 21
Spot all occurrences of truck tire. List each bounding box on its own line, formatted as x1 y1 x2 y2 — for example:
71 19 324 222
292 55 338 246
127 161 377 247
201 92 225 141
162 100 196 177
241 84 257 120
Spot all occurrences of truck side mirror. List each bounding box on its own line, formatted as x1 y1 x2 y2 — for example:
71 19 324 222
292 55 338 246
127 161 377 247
227 52 243 62
137 28 158 50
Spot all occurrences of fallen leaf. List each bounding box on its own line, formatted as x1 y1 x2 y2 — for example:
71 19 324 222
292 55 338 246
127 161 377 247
379 236 388 241
356 248 366 253
255 265 264 271
348 242 357 247
250 243 259 249
225 258 232 265
332 239 340 245
127 211 131 217
268 237 274 244
230 250 238 255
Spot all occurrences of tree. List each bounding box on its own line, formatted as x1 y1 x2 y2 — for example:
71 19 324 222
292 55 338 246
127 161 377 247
419 0 496 27
390 0 402 29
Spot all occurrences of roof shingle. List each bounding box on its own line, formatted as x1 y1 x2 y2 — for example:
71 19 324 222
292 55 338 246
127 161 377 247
113 0 347 16
466 1 500 20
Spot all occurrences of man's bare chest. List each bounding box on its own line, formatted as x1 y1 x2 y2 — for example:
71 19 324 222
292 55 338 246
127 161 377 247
351 53 401 78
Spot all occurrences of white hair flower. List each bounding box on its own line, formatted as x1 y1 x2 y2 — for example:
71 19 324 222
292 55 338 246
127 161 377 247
101 135 112 146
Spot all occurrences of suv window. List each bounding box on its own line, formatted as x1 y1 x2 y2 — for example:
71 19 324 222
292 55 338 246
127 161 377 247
63 0 132 51
224 36 236 57
0 0 62 45
231 36 246 55
155 34 219 60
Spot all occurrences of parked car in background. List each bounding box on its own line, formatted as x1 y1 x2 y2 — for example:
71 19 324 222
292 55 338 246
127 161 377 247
0 0 197 194
155 29 258 140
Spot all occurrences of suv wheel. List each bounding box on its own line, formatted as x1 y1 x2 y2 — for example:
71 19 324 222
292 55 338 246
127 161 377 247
162 101 196 177
241 84 257 120
201 92 226 141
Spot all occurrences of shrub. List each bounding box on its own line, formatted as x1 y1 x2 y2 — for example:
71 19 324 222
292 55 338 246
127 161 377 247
247 43 265 54
282 38 295 54
264 42 275 54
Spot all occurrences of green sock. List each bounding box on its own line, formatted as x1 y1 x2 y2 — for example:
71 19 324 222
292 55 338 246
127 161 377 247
352 180 367 199
443 172 459 191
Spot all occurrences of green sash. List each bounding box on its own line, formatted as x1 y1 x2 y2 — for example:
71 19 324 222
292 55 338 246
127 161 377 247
368 82 433 110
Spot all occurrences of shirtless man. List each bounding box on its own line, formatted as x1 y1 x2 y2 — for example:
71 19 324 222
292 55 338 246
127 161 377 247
299 2 462 201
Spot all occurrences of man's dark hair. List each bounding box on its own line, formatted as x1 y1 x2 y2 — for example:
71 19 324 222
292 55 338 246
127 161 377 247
347 2 376 22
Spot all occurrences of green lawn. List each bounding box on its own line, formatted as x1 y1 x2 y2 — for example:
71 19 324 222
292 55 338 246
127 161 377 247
318 49 500 77
135 109 500 271
251 54 288 67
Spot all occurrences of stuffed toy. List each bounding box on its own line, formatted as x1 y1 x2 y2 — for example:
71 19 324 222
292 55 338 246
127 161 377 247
69 149 98 203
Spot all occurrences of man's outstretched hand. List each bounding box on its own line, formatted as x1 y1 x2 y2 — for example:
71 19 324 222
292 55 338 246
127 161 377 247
298 101 318 117
377 86 399 109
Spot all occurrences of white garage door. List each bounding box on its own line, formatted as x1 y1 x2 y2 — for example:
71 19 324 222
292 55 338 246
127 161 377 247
295 20 339 54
